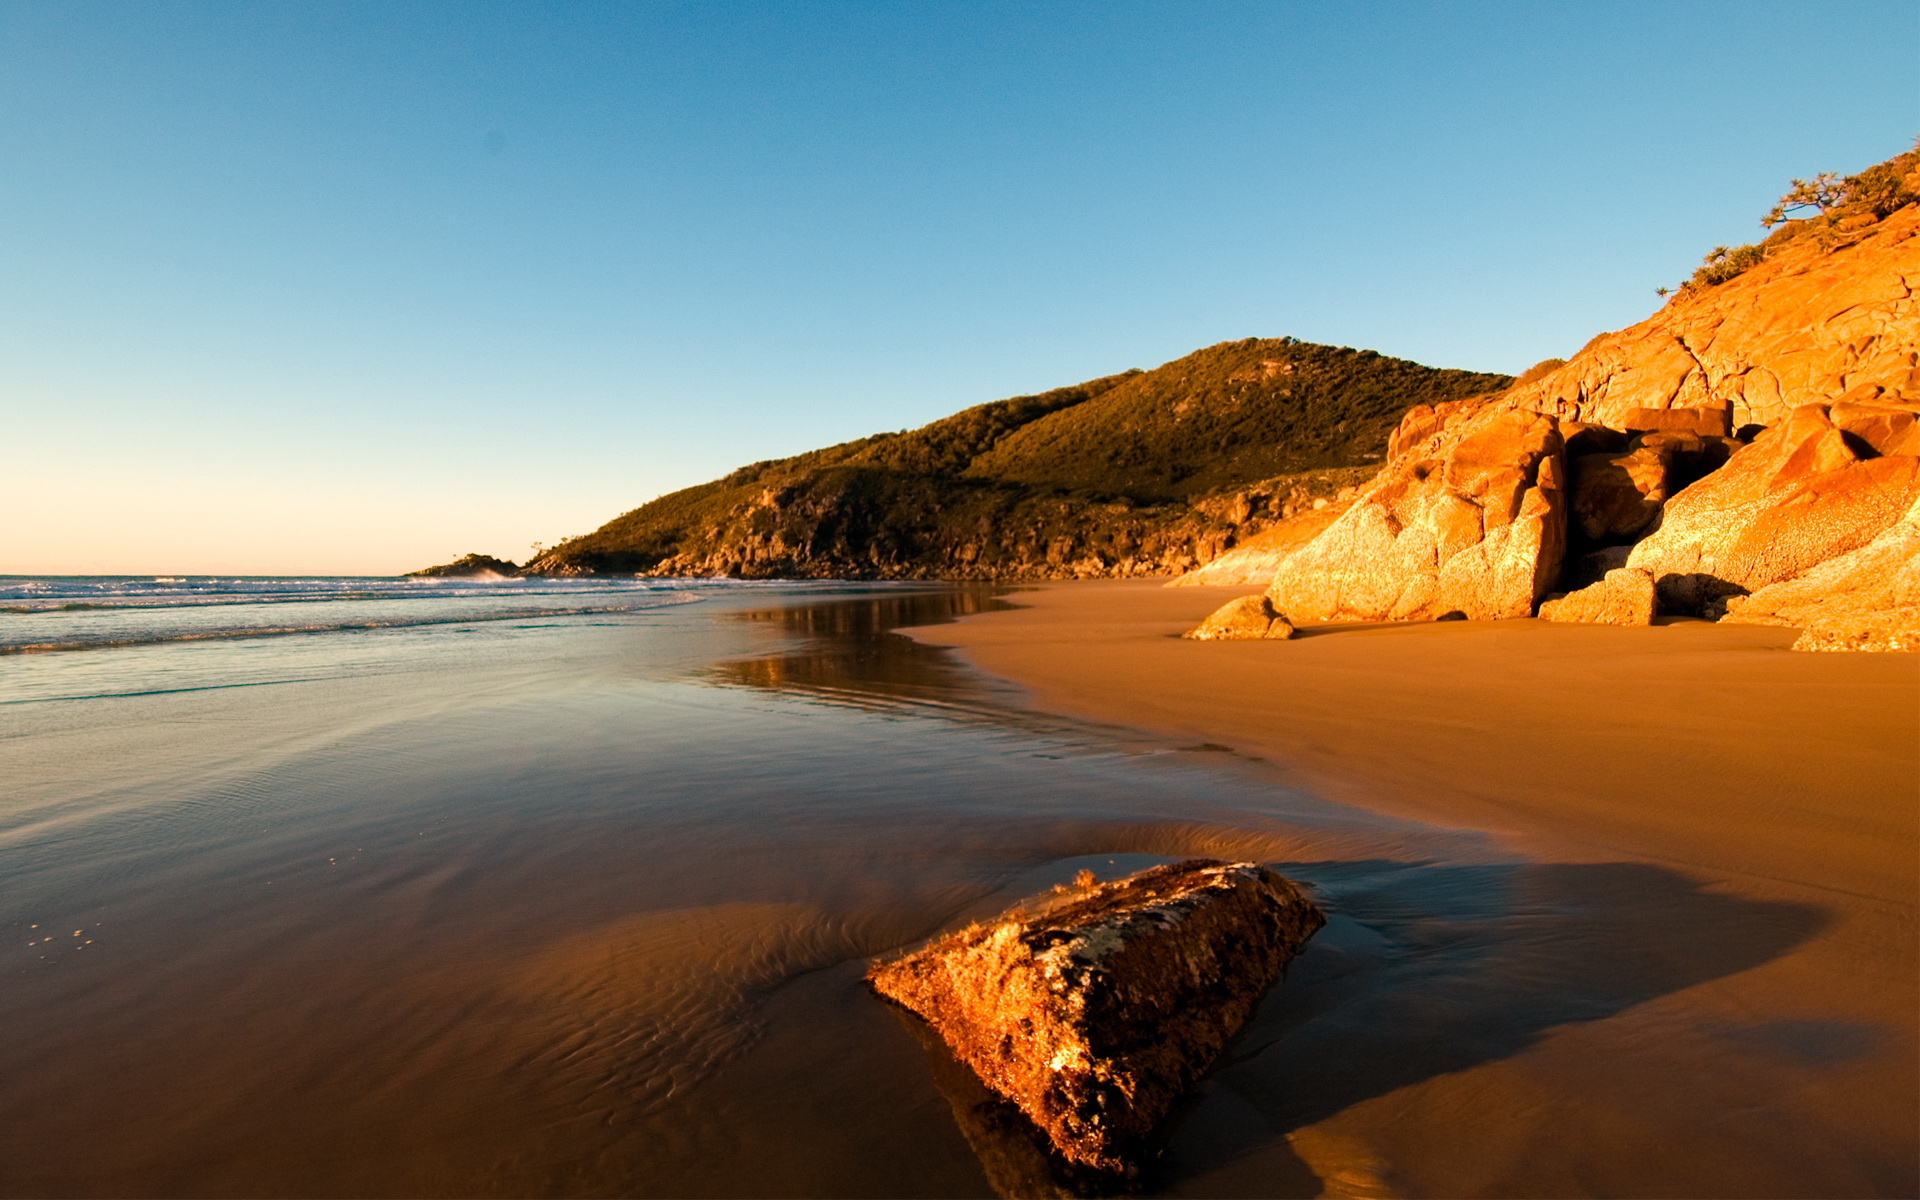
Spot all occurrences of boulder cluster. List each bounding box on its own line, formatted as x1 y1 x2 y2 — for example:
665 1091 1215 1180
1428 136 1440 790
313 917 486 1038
1186 191 1920 651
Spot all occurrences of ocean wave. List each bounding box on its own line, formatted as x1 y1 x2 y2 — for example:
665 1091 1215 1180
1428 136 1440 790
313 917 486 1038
0 596 701 655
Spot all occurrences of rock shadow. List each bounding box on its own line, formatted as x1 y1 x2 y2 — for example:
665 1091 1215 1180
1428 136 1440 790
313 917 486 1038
1156 856 1829 1193
891 856 1827 1198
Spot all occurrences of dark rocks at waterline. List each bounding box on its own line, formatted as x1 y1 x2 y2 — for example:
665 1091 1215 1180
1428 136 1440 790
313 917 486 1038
405 553 522 578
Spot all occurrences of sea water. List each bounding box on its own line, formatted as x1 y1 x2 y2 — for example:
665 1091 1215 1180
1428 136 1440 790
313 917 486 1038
0 579 1815 1197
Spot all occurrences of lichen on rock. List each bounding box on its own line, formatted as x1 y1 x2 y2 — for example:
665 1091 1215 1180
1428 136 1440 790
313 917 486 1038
867 859 1324 1184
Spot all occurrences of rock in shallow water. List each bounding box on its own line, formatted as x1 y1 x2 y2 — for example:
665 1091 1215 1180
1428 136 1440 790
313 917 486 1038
867 859 1325 1182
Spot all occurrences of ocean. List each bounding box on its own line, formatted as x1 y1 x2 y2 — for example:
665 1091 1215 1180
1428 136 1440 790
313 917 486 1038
0 576 1704 1196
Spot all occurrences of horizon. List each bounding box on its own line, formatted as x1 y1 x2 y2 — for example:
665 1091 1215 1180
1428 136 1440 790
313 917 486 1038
3 0 1915 575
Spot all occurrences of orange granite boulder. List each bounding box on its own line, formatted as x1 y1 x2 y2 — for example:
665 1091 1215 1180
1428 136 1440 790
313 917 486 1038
1182 594 1296 640
1538 567 1657 626
1721 495 1920 652
1626 404 1920 613
868 860 1324 1181
1263 403 1566 621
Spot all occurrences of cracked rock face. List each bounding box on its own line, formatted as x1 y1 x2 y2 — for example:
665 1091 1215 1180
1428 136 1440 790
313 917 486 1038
1263 402 1568 621
1722 494 1920 652
1505 204 1920 431
867 859 1324 1180
1626 403 1920 614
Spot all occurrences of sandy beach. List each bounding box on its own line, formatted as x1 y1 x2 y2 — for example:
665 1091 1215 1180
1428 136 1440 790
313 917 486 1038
907 580 1920 1197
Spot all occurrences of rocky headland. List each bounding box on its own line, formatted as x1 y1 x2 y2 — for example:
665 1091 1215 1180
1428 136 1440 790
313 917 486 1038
504 341 1508 580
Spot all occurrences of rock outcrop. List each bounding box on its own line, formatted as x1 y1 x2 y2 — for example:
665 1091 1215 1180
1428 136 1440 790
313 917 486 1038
1721 495 1920 651
405 553 521 578
1165 502 1352 587
1502 202 1920 432
1262 403 1567 621
1626 403 1920 614
868 859 1324 1182
1182 595 1296 640
1538 567 1657 626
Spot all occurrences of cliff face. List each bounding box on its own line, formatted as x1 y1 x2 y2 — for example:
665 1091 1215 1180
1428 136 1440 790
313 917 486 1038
521 339 1507 580
1507 198 1919 432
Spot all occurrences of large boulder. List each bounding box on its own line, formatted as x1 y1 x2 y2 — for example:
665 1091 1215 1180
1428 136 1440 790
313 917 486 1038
1182 594 1297 641
1721 495 1920 652
1568 431 1738 543
1264 403 1567 621
1626 404 1920 613
868 860 1324 1181
1538 567 1657 626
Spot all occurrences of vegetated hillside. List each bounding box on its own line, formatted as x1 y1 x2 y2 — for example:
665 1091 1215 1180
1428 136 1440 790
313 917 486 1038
518 337 1511 580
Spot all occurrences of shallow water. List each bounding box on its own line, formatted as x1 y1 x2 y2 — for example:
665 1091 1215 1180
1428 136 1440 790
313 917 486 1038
0 581 1825 1197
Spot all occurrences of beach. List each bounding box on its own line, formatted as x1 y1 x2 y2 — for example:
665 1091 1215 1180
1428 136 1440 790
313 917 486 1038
906 579 1920 1197
3 577 1914 1197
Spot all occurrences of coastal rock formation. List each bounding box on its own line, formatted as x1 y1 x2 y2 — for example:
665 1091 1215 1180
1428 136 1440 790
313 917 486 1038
868 859 1324 1180
1721 495 1920 651
1625 404 1920 614
1567 432 1738 544
1166 502 1352 586
405 553 521 578
1502 195 1920 433
1183 595 1296 640
1262 404 1567 621
1538 567 1657 626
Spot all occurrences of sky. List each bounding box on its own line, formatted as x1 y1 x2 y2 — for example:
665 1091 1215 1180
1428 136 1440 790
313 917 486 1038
2 1 1914 575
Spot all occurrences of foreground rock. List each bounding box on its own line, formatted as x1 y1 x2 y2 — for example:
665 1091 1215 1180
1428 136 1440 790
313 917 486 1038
1183 595 1296 640
1264 403 1567 621
1626 404 1920 614
1722 495 1920 651
868 860 1324 1182
1538 567 1657 626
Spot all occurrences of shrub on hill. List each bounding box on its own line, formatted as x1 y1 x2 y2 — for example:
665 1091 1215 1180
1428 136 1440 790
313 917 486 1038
1676 139 1920 293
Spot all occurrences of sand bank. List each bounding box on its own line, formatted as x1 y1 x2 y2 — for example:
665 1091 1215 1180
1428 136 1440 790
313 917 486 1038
906 580 1920 1197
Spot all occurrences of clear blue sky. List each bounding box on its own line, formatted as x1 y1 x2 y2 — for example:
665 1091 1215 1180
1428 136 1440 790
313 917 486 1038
3 1 1914 574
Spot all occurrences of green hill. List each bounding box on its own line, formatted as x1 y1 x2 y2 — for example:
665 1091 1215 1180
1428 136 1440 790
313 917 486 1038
514 337 1510 580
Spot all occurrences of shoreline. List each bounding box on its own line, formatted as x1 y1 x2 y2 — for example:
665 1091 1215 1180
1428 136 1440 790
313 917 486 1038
903 579 1920 1196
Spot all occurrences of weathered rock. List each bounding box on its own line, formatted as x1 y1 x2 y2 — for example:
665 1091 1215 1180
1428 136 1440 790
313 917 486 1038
1569 445 1670 542
1166 502 1352 587
1830 397 1920 456
1263 403 1567 621
1566 430 1739 544
1626 404 1920 613
1182 595 1297 640
405 552 521 578
868 860 1324 1180
1538 567 1657 626
1621 405 1733 437
1721 495 1920 652
1504 203 1920 431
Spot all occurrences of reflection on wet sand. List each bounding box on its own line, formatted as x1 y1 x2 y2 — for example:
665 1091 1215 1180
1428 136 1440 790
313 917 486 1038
710 587 1018 711
0 586 1870 1199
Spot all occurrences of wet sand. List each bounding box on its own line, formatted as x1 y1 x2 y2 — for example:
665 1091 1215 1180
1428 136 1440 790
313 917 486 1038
906 580 1920 1197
